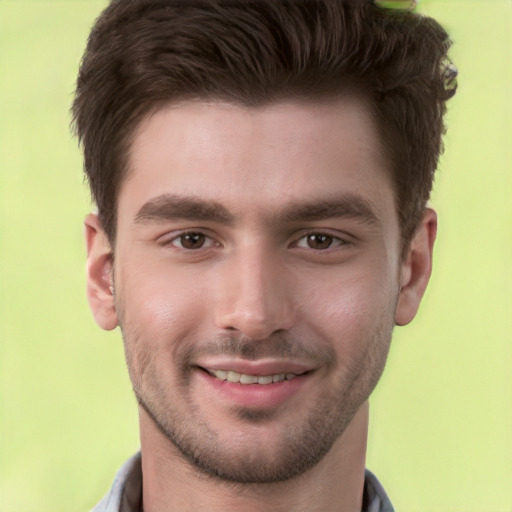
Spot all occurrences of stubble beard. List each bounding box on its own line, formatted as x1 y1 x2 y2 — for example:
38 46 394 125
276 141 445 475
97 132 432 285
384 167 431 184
135 374 358 484
120 322 393 485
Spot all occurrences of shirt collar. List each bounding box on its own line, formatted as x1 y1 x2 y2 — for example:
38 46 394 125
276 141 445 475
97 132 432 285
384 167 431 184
92 452 394 512
91 452 142 512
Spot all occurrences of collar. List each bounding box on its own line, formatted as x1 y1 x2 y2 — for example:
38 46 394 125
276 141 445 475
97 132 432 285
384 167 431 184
92 452 394 512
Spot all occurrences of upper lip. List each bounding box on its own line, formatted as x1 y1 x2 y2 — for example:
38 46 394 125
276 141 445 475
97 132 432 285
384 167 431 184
194 358 316 376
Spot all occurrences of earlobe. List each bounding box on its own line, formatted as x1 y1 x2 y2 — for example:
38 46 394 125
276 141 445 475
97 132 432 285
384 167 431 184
84 213 119 331
395 208 437 326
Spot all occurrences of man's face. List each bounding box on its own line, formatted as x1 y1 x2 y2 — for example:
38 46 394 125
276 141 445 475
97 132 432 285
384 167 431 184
98 99 409 482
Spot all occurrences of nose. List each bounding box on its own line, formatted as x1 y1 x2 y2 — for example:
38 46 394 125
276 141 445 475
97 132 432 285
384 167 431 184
213 244 295 340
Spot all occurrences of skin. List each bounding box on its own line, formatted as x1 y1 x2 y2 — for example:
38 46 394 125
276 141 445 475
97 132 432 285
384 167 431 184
85 98 436 511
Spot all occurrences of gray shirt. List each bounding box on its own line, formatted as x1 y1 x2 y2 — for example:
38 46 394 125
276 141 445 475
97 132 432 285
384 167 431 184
92 452 394 512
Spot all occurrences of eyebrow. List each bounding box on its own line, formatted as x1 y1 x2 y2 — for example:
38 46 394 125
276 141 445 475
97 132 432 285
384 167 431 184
134 194 235 225
134 193 380 227
278 195 380 227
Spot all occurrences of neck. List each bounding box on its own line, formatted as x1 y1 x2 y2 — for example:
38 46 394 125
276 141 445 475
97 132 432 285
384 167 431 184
140 402 369 512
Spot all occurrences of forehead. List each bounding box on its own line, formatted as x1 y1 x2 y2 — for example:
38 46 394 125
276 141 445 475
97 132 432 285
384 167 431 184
120 98 396 225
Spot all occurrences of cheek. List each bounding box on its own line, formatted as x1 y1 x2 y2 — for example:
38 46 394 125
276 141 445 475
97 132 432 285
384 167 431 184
116 259 212 351
116 262 214 394
301 263 397 361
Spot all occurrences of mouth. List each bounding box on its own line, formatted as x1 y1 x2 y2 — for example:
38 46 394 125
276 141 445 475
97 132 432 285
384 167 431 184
204 368 307 385
193 361 314 409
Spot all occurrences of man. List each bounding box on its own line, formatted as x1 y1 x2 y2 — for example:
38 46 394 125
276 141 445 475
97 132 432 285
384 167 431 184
73 0 456 510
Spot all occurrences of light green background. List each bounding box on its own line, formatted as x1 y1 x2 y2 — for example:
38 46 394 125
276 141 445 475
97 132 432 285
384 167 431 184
0 1 510 511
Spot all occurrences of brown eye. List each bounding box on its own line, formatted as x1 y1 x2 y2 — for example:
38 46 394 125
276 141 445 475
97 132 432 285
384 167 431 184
175 232 206 249
295 233 345 251
306 234 333 250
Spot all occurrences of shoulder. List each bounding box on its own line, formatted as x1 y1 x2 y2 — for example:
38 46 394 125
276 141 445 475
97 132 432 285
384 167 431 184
90 452 142 512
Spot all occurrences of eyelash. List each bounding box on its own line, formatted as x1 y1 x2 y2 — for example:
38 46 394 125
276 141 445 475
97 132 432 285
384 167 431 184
161 230 350 252
294 232 349 251
163 231 219 250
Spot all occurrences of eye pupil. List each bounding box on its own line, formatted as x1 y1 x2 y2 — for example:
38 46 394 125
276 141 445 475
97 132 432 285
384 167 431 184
181 233 205 249
307 234 332 250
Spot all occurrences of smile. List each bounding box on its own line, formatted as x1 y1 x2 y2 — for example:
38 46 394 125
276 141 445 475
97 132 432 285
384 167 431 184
206 368 302 385
196 364 313 408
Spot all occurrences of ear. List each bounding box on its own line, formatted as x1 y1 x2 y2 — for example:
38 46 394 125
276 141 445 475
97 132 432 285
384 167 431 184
84 213 118 330
395 208 437 326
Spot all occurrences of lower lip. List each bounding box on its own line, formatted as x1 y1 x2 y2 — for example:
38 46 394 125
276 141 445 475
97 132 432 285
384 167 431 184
196 369 310 409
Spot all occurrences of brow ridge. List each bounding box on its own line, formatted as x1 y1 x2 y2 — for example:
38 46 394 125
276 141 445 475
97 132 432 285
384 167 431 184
134 194 235 224
278 195 380 226
134 193 380 227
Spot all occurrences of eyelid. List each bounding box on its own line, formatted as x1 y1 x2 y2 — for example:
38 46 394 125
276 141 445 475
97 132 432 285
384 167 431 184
155 227 353 251
157 229 221 250
291 230 353 250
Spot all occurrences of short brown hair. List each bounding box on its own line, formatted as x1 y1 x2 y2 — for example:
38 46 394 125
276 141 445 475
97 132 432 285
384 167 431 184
72 0 456 247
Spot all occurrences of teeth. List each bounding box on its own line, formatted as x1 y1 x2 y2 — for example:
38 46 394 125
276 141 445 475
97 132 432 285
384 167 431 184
226 371 240 383
208 369 298 385
213 369 227 381
240 373 258 384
